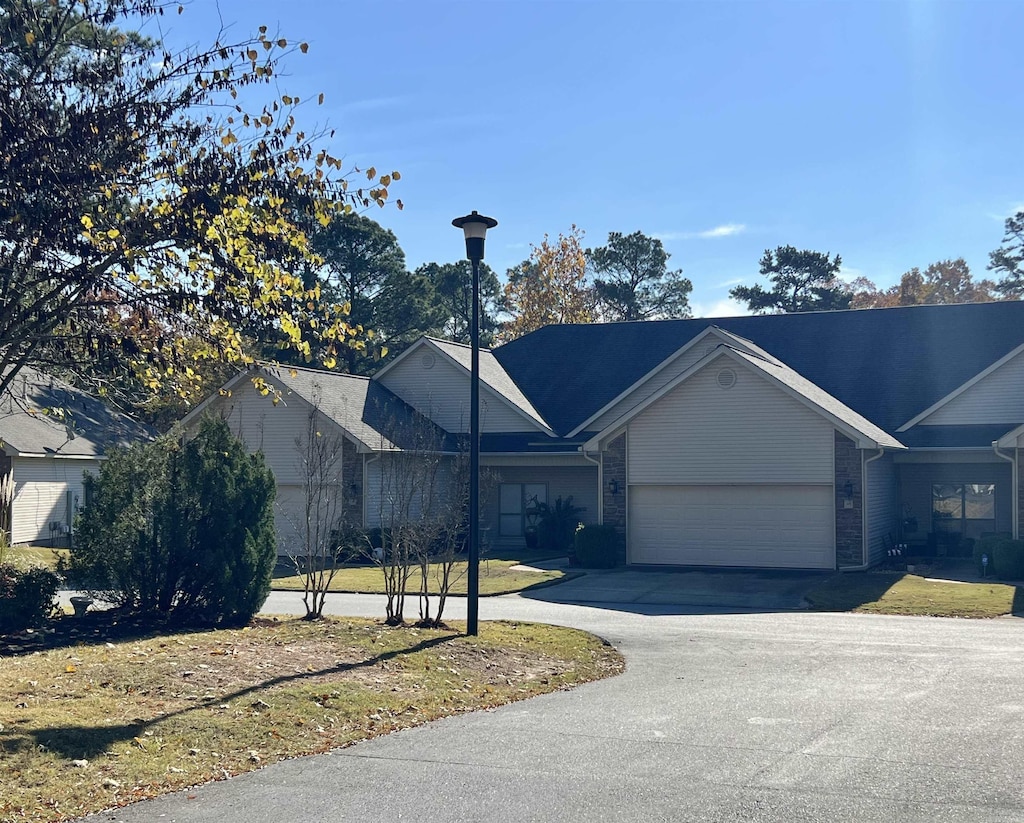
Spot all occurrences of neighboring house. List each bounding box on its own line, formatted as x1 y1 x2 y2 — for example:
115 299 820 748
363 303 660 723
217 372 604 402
191 301 1024 570
0 368 151 545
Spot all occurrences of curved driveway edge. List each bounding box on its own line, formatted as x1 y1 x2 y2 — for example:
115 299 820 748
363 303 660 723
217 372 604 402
82 590 1024 823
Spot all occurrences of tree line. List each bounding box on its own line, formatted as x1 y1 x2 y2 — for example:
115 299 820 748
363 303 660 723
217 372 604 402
2 1 1021 431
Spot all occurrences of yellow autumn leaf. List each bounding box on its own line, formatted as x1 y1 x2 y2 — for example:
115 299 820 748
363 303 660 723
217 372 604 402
65 664 76 673
80 215 93 229
323 356 336 369
25 31 35 45
107 228 120 239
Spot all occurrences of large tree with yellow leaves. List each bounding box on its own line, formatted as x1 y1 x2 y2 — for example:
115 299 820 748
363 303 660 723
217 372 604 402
0 0 398 406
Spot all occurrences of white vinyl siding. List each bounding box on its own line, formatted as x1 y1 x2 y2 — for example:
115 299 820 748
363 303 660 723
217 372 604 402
378 350 541 433
10 457 98 544
866 453 899 566
629 485 834 569
209 378 324 485
920 350 1024 425
364 454 456 530
627 357 835 485
272 483 346 558
588 335 768 433
483 465 599 550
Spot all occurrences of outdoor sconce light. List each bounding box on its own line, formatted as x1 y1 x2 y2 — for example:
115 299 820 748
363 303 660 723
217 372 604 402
608 479 620 495
843 480 855 509
349 482 360 496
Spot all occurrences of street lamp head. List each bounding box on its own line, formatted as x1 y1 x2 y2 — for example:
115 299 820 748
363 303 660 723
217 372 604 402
452 210 498 262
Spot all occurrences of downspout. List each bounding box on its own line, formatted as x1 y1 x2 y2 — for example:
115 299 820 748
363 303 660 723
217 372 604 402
993 443 1018 540
843 446 884 572
581 448 602 525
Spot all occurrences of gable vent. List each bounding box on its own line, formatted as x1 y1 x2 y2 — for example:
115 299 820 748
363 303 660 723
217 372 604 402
421 352 436 370
717 368 737 389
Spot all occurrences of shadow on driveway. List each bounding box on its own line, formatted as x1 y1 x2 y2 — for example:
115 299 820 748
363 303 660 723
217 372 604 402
518 565 833 615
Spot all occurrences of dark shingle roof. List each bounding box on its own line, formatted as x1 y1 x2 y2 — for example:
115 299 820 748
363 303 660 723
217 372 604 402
0 367 150 457
492 302 1024 437
263 365 458 452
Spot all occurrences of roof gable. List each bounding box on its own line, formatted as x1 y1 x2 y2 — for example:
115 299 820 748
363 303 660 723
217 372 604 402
375 337 553 434
584 346 905 451
494 302 1024 436
568 326 780 436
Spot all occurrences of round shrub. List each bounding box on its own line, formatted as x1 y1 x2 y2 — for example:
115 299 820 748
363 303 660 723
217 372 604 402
574 524 620 569
993 539 1024 582
973 534 1008 576
0 564 59 635
71 417 276 626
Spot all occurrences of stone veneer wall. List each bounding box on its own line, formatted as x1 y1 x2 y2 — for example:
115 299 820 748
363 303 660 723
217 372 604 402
834 431 863 567
602 433 627 564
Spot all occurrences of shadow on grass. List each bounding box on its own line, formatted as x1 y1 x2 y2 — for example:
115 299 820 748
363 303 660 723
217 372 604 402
1013 587 1024 616
12 633 456 760
803 572 904 612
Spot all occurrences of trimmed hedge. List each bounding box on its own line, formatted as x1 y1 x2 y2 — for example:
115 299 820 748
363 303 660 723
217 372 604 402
0 564 59 634
973 534 1009 576
574 524 619 569
993 539 1024 582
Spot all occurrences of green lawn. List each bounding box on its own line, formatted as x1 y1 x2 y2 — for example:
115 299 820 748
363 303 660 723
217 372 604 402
2 544 68 571
0 617 623 823
806 572 1023 618
273 555 578 596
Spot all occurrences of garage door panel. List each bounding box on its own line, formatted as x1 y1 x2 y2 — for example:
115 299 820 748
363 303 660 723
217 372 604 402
629 484 834 569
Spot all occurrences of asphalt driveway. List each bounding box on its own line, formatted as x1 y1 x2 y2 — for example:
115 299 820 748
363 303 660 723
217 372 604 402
92 591 1024 823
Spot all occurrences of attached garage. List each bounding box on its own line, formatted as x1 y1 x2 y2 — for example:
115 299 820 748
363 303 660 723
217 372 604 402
605 351 858 570
628 484 834 569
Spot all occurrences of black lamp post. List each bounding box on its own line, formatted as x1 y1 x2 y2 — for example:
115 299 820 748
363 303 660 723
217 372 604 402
451 210 497 637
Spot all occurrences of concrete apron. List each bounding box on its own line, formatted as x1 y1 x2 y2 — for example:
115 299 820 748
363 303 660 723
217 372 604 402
525 566 833 610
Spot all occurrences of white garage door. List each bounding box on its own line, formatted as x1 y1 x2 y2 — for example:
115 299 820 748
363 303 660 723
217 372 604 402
629 484 834 569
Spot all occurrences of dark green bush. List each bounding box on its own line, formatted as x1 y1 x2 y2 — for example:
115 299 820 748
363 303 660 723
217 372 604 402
574 524 620 569
71 417 276 626
0 564 59 634
973 534 1009 576
993 539 1024 582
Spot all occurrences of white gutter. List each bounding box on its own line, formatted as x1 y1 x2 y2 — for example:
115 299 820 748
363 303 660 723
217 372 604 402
841 447 885 572
993 443 1018 539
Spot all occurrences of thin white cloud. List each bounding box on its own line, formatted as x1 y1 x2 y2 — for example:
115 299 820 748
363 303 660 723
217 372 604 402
696 223 746 239
653 223 747 241
714 277 744 288
837 266 865 284
690 297 751 319
989 203 1024 222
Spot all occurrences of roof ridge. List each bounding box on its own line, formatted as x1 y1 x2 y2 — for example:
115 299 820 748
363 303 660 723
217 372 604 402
260 362 372 382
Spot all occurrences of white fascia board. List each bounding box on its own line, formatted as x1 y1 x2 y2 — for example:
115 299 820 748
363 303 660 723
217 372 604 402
566 326 780 438
386 337 555 437
177 368 253 429
369 335 434 382
995 422 1024 449
583 347 902 452
897 342 1024 432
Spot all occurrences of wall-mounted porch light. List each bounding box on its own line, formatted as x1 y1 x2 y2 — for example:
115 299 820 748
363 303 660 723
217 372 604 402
608 478 620 495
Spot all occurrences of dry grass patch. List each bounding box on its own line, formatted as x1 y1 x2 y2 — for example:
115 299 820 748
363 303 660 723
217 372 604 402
272 557 578 596
806 572 1022 618
0 618 622 822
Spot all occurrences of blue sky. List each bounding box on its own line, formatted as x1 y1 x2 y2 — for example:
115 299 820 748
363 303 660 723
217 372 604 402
161 1 1024 317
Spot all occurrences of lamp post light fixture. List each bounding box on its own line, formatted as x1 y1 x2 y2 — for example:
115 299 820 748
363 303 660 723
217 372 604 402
451 210 497 637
